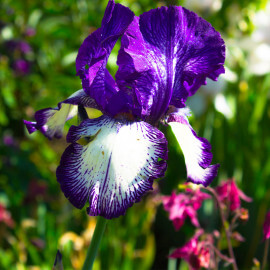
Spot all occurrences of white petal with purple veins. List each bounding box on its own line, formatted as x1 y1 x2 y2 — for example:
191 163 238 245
169 115 218 186
57 115 167 219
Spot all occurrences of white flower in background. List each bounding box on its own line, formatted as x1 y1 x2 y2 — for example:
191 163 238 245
252 3 270 44
187 67 237 119
184 0 223 13
248 44 270 75
246 3 270 75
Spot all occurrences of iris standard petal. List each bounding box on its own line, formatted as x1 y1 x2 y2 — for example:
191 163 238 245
168 109 219 186
56 115 168 219
116 6 225 123
76 0 134 111
23 90 99 139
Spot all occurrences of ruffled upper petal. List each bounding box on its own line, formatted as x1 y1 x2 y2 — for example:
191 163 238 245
168 108 219 186
56 115 168 219
116 6 225 123
76 0 134 111
23 90 99 139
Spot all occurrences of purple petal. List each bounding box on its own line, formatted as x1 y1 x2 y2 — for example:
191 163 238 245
116 6 225 123
56 115 168 219
24 120 38 134
76 0 134 111
168 108 219 186
23 90 99 139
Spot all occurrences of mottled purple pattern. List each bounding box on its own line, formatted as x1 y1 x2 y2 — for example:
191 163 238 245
56 115 168 218
76 0 134 111
116 6 225 124
23 90 99 139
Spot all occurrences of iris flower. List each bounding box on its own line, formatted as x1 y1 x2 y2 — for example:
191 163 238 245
24 0 225 219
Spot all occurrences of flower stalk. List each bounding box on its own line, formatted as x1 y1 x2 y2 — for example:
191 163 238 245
206 187 238 270
82 217 108 270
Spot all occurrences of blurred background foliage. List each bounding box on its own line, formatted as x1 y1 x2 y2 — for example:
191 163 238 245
0 0 270 269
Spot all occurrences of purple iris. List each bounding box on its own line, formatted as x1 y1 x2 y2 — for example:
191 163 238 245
24 0 225 219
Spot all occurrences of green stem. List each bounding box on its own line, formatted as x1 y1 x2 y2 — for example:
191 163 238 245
82 217 108 270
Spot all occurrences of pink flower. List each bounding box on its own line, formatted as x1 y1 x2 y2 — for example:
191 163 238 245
0 204 14 228
169 230 210 270
263 211 270 241
162 187 210 231
216 179 252 211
